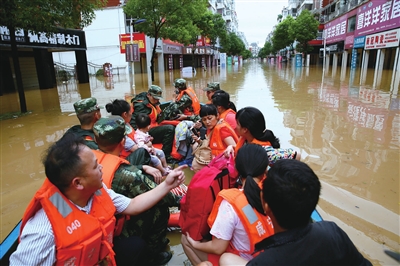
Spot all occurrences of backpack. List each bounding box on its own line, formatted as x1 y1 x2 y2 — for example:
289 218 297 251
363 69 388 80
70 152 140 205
179 154 236 241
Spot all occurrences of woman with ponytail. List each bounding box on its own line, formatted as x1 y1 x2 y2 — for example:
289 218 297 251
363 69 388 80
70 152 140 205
181 144 274 265
224 106 301 166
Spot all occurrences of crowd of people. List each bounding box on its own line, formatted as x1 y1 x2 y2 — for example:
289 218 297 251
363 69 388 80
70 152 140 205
10 79 371 266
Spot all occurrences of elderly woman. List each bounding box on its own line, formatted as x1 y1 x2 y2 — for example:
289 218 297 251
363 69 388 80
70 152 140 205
191 104 238 172
224 106 300 165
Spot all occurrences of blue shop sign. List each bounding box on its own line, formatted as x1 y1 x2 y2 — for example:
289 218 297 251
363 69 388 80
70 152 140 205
353 36 365 48
350 48 358 70
295 53 302 68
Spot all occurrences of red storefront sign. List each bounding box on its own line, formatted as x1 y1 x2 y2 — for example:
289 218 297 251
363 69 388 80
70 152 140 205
119 33 146 53
365 28 400 50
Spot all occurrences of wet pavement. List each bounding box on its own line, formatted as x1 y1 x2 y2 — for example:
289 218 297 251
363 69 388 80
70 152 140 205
1 60 399 265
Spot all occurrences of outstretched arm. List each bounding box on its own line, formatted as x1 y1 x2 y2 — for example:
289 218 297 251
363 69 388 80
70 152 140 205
122 165 187 215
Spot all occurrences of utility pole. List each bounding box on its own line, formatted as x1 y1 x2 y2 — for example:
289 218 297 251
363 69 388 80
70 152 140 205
130 17 135 92
323 29 326 73
128 18 146 93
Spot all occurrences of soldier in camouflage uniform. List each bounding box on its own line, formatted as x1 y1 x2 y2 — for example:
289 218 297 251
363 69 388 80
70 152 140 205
202 82 221 104
67 97 151 168
130 85 175 162
158 79 201 123
93 116 182 265
65 97 102 150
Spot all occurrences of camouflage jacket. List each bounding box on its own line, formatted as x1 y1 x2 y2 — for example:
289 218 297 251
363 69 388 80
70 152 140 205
110 164 180 207
65 125 98 150
130 92 156 130
157 94 200 123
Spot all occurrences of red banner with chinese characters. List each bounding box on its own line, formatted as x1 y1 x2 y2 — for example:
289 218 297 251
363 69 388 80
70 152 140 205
119 33 146 53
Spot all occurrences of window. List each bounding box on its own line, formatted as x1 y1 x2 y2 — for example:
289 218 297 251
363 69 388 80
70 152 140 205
347 16 356 32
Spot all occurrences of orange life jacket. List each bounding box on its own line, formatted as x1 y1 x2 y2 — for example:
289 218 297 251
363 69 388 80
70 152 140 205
21 179 117 266
209 120 238 157
234 137 271 156
92 150 130 237
84 135 94 141
219 108 236 121
120 124 136 159
207 189 274 259
93 150 129 187
176 87 201 115
133 100 162 128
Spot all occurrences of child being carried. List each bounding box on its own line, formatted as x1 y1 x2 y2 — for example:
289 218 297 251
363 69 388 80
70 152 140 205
134 113 172 176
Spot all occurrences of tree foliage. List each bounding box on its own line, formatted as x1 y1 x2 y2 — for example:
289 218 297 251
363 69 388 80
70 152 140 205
241 49 252 60
207 13 228 48
269 10 319 56
289 10 319 53
271 16 294 52
220 32 245 56
181 11 226 70
124 0 208 80
0 0 106 32
258 41 273 58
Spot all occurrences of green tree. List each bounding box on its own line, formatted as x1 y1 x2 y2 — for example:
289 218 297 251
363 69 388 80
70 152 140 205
207 13 227 49
220 32 245 56
272 16 294 52
124 0 208 81
289 10 319 54
241 49 252 60
185 11 221 71
0 0 106 112
258 41 273 58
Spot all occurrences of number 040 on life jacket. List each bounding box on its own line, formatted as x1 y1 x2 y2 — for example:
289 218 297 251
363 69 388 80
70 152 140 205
21 179 117 266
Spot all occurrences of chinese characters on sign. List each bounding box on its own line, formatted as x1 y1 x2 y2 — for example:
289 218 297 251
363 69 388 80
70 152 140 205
355 0 400 37
27 31 80 46
324 0 399 45
0 26 82 47
365 28 400 49
325 15 348 44
119 33 146 54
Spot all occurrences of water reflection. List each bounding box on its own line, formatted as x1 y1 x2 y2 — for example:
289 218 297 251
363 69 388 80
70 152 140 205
0 60 398 264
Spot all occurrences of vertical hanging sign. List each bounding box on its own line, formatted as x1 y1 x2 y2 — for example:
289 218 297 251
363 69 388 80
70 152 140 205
350 48 357 70
126 44 140 62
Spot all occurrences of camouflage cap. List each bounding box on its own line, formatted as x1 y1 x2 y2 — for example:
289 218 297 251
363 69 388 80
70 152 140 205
203 82 220 92
174 78 187 90
93 116 129 144
73 97 103 115
148 85 163 100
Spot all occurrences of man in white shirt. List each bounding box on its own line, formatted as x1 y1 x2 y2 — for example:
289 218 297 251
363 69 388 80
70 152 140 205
10 133 186 265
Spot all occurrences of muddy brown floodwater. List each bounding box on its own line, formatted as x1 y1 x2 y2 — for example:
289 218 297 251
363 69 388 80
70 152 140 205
1 60 399 265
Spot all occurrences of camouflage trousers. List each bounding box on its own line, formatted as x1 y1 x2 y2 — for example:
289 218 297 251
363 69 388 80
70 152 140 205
117 203 170 257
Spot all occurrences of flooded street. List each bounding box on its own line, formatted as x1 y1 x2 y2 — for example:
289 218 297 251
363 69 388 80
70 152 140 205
1 60 399 265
